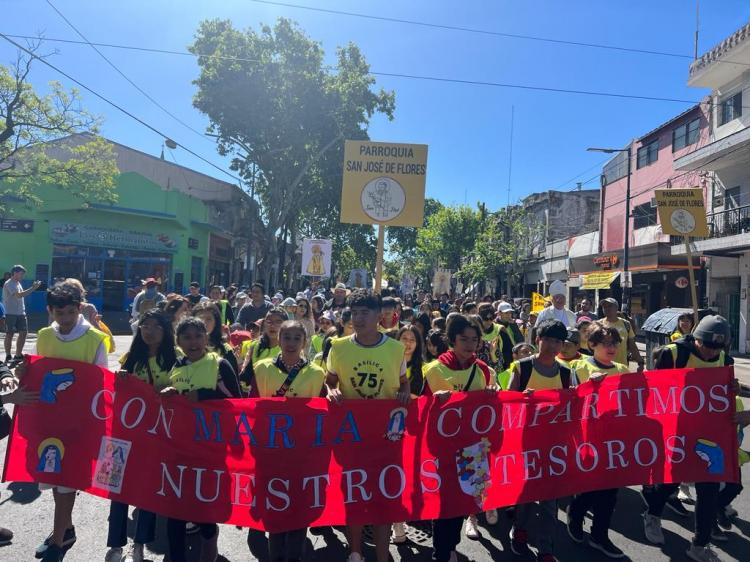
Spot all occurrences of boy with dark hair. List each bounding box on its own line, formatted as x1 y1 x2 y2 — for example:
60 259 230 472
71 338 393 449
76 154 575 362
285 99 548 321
325 289 410 562
237 282 273 328
24 283 109 561
642 315 737 562
507 319 572 562
380 296 399 331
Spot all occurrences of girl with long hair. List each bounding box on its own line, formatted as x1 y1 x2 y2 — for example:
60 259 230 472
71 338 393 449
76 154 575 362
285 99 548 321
192 301 239 376
238 307 286 394
106 310 177 562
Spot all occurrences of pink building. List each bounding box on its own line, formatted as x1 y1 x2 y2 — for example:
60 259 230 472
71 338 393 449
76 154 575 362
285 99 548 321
569 103 710 327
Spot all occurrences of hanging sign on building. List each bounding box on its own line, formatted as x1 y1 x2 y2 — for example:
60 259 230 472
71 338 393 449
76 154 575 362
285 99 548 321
654 188 709 237
301 239 332 278
49 222 178 253
0 219 34 233
341 141 428 226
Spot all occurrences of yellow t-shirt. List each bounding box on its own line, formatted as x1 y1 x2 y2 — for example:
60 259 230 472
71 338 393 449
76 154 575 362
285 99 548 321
253 357 325 398
424 359 490 392
118 352 173 390
570 356 628 384
599 318 635 366
326 334 405 399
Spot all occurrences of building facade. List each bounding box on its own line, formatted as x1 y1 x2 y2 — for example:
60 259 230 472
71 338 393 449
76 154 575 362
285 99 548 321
568 103 710 329
0 137 257 315
673 22 750 351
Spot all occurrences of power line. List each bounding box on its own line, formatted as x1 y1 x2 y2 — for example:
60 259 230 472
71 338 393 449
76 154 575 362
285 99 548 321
555 157 611 191
7 33 750 111
247 0 694 60
0 33 243 185
45 0 211 143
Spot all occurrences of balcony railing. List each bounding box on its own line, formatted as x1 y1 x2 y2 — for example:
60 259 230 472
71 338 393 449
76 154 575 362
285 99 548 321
670 203 750 245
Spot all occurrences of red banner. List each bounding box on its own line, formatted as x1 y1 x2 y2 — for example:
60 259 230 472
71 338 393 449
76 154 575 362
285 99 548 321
3 356 739 532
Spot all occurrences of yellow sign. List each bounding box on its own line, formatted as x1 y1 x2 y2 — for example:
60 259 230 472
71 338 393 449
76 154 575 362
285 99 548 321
581 271 619 290
531 292 546 313
341 140 428 226
654 188 709 237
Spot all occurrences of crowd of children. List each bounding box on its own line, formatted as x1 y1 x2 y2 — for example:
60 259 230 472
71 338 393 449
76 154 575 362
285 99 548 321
0 279 747 562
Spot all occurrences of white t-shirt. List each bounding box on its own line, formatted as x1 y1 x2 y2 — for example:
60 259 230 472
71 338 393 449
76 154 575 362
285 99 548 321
2 280 24 315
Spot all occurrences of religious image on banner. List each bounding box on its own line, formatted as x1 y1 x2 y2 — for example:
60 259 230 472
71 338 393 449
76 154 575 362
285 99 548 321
401 274 414 295
432 268 452 297
301 239 332 278
347 269 369 289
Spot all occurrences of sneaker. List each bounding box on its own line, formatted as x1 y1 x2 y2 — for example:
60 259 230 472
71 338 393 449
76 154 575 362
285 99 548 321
41 544 65 562
666 495 691 517
589 537 625 558
186 522 200 535
347 553 365 562
717 508 733 531
392 522 407 544
565 509 584 544
464 515 480 539
105 547 123 562
0 527 12 546
686 544 723 562
537 554 558 562
710 525 729 543
724 505 738 518
486 509 499 525
643 513 665 545
35 527 77 559
510 528 533 557
123 543 144 562
678 484 695 504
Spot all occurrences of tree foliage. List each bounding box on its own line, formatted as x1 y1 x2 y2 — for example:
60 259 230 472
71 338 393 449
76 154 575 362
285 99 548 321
415 205 481 280
189 18 394 288
386 197 443 260
0 46 118 213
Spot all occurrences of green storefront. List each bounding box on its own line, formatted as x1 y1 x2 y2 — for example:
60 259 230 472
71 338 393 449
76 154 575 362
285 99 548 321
1 172 215 314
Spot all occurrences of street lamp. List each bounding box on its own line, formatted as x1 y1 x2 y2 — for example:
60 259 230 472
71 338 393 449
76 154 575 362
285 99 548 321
587 146 633 315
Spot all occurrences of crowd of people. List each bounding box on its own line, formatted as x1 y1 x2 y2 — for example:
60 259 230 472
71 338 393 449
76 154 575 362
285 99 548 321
0 269 747 562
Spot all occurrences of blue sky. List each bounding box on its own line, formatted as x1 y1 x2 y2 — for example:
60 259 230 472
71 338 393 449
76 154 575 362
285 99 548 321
3 0 749 210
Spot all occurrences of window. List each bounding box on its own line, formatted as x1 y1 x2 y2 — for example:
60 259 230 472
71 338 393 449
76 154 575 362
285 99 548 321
719 91 742 126
725 186 741 209
672 118 700 151
637 139 659 169
633 202 657 229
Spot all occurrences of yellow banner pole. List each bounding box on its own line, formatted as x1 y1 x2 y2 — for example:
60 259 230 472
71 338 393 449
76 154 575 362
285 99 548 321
375 223 385 294
685 236 699 327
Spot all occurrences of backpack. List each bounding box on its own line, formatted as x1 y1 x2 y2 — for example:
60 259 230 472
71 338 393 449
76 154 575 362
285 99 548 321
517 357 571 391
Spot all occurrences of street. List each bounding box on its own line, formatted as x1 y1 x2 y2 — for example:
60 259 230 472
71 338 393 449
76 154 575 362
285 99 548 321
0 335 748 561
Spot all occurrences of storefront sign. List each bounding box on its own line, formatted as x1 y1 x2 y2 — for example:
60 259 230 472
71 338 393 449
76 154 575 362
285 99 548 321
5 357 738 532
0 219 33 232
50 222 178 253
592 255 619 270
341 141 428 226
581 271 619 290
654 188 709 237
675 276 689 289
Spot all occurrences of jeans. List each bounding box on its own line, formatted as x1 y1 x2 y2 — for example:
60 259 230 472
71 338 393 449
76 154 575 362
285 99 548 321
432 517 464 562
166 519 218 562
569 489 618 540
643 482 719 546
268 528 307 561
514 500 557 555
106 501 156 548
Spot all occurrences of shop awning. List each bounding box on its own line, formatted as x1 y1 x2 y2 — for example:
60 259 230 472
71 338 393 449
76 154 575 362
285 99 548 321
581 271 620 289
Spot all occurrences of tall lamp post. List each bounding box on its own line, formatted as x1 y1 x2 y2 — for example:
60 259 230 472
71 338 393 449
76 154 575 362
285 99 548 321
587 146 633 315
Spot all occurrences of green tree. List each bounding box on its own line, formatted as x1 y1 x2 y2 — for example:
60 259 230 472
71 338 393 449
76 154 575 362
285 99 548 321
415 204 481 282
0 46 118 213
386 197 443 260
189 18 394 288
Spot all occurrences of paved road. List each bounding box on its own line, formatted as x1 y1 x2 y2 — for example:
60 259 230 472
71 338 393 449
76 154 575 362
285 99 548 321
0 335 747 561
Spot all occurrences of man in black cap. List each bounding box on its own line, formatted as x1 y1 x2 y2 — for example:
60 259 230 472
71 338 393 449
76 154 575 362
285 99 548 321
184 281 207 307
